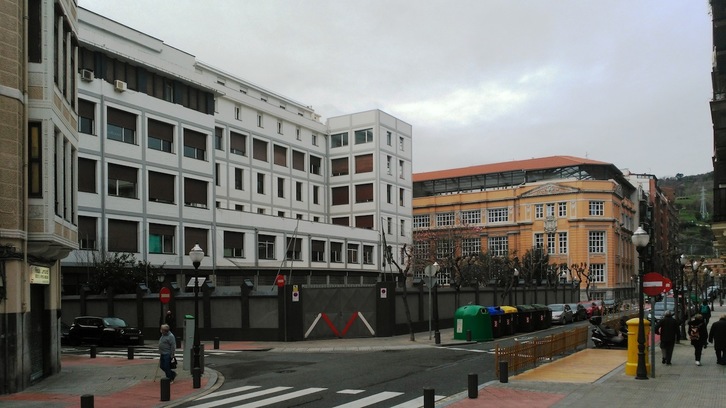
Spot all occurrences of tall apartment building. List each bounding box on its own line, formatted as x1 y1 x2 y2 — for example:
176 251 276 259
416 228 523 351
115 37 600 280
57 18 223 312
411 156 640 301
710 0 726 254
0 0 78 394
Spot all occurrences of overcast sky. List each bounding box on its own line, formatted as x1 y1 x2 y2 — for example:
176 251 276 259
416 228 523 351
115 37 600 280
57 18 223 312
79 0 714 178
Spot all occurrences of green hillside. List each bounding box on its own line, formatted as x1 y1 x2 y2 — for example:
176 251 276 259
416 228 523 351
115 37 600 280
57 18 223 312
658 173 714 257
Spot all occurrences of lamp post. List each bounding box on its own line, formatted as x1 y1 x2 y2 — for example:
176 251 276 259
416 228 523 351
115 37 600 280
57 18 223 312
189 243 204 389
632 226 650 380
513 268 520 305
678 255 688 339
431 262 441 345
560 270 567 304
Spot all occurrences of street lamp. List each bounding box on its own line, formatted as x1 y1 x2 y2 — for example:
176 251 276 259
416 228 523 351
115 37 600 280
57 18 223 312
631 226 650 380
431 262 441 345
189 243 204 389
679 255 688 339
513 268 520 305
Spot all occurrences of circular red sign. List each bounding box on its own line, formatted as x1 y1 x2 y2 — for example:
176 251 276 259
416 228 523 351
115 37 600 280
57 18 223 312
159 286 171 304
276 275 285 287
642 272 665 296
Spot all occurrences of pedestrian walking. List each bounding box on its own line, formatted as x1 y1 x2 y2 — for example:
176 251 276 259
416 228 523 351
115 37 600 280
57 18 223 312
655 311 679 365
708 315 726 365
158 324 177 382
165 310 175 333
688 314 709 366
700 300 712 325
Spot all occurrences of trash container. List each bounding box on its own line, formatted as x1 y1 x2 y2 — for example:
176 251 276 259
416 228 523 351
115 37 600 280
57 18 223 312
500 306 518 335
516 305 536 332
454 305 493 342
486 306 505 338
531 304 551 329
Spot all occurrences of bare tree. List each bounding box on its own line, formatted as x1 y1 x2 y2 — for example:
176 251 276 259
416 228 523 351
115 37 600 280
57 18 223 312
384 244 416 341
570 262 590 300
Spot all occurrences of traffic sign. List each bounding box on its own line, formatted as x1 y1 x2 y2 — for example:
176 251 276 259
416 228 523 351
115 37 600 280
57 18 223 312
275 275 285 288
642 272 665 296
159 286 171 304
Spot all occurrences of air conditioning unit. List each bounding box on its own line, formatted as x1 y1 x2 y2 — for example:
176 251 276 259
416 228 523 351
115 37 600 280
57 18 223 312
80 69 94 82
114 80 127 92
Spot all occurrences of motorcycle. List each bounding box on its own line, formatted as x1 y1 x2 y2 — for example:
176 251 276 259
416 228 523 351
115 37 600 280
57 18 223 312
590 316 627 348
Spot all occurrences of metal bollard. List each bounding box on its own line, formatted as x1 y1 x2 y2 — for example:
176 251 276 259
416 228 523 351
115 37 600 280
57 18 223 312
127 346 134 359
423 388 435 408
160 378 170 401
499 361 509 383
466 329 472 342
434 331 441 345
89 346 96 358
192 367 201 389
468 373 478 399
80 394 94 408
214 337 220 350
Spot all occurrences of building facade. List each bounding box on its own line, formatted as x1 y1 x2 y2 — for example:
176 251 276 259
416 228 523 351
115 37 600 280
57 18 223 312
412 156 640 301
710 0 726 254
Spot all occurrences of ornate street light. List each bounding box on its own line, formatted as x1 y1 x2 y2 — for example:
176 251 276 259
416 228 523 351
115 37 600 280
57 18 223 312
632 226 650 380
189 243 204 389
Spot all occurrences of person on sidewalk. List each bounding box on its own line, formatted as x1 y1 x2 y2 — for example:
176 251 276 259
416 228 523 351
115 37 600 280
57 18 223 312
708 315 726 365
700 300 712 325
655 310 679 365
688 314 709 366
158 324 177 382
165 310 175 333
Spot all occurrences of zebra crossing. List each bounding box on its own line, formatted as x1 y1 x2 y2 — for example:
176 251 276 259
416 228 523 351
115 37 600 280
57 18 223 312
62 347 242 360
187 385 447 408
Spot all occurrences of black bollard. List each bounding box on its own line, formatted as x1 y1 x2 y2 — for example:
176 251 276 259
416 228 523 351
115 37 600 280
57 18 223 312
214 337 220 350
192 367 201 389
80 394 94 408
423 388 435 408
127 346 134 359
434 331 441 345
89 345 96 358
466 329 472 342
499 361 509 383
468 373 478 399
160 378 170 401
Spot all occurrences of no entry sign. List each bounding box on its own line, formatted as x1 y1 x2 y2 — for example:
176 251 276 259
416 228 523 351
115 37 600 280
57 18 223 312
642 272 665 297
159 286 171 304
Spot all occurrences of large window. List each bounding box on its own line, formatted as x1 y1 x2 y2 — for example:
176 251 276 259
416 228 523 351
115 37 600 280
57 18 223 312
28 123 42 197
558 232 568 254
436 212 455 227
257 173 265 194
330 242 343 263
286 237 302 261
589 231 606 253
310 155 322 175
534 233 544 250
313 185 320 204
487 208 508 223
558 202 567 217
224 231 244 257
331 158 349 176
258 235 276 259
149 224 175 254
274 145 287 167
184 227 207 254
108 219 138 252
355 154 373 173
107 107 136 144
331 132 348 148
183 177 208 208
413 214 430 229
183 129 206 160
78 216 97 250
363 245 374 264
535 204 543 219
355 184 373 203
78 158 96 193
148 171 175 203
547 233 556 254
355 215 374 229
436 239 453 259
230 131 246 156
347 244 359 264
461 210 481 225
311 240 325 262
252 139 268 161
488 236 509 257
589 201 604 216
148 119 173 153
277 177 285 198
462 238 480 256
354 128 373 144
215 127 223 150
292 150 305 171
332 186 349 205
235 168 244 190
590 264 605 283
108 164 137 198
78 99 95 134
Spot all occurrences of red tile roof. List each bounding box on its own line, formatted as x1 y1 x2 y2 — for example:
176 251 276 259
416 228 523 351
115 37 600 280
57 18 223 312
412 155 612 182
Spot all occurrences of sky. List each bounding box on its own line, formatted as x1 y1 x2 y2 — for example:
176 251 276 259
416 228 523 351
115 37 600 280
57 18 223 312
78 0 715 179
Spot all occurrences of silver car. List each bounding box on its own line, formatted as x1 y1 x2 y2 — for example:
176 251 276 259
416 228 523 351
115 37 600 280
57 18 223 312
548 303 574 324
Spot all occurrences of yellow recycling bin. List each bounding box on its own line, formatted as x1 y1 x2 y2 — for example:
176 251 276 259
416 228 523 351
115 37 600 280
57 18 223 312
625 317 651 376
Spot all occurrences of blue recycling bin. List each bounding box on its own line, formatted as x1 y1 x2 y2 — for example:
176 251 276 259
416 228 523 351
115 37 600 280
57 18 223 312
487 306 505 338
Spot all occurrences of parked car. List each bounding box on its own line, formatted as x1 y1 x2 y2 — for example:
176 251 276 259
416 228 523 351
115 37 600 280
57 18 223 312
548 303 574 324
68 316 142 346
648 301 675 324
603 299 620 313
580 300 603 318
568 303 588 321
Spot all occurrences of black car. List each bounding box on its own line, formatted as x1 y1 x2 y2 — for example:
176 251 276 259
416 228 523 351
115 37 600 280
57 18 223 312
68 316 142 346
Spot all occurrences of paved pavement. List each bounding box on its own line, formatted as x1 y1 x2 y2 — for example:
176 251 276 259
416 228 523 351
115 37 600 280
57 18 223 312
1 305 725 407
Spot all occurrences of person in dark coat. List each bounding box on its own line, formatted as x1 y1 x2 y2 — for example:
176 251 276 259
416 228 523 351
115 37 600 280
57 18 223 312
655 311 679 365
708 315 726 365
688 314 709 366
164 310 175 333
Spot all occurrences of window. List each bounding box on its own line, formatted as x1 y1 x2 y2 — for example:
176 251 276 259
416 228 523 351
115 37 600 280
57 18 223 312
355 215 374 229
107 107 136 144
331 132 348 148
313 185 320 204
355 184 373 203
386 156 392 174
386 131 392 146
258 234 275 259
589 231 606 253
28 123 42 197
292 150 305 171
347 244 359 264
277 177 285 198
78 158 96 193
223 231 244 257
436 212 455 227
295 182 303 201
355 154 373 173
235 204 244 211
252 139 268 162
590 264 605 283
400 220 406 237
274 145 287 167
436 239 453 259
399 160 404 178
399 188 405 206
215 163 220 186
331 158 349 176
363 245 374 264
330 242 343 263
230 131 246 156
413 214 430 229
296 127 301 140
558 232 568 254
332 186 349 205
399 136 404 151
234 106 241 120
277 121 283 135
558 202 567 217
387 184 392 204
311 240 325 262
462 238 480 256
257 173 265 194
183 129 206 160
78 216 97 250
257 113 263 128
333 217 348 226
286 237 302 260
387 217 393 234
108 164 137 198
147 119 173 153
534 233 544 249
184 228 207 255
78 99 95 134
312 134 318 146
461 209 481 225
108 219 138 252
487 208 508 223
149 224 175 254
183 177 208 208
589 201 604 216
234 168 243 190
354 128 373 144
535 204 543 219
148 171 175 203
547 233 556 254
546 203 555 217
310 155 322 175
488 236 509 257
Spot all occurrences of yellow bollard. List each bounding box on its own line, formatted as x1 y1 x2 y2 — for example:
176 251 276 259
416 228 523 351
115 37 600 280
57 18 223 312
625 317 651 376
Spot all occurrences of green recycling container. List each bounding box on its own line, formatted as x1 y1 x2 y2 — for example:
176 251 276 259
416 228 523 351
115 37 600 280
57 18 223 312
454 305 493 342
